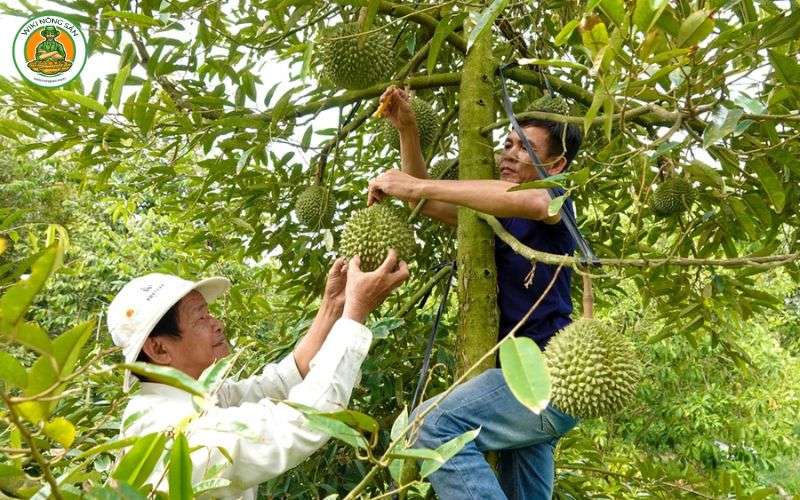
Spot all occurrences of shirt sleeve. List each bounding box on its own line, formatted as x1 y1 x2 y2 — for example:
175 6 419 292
183 318 372 495
216 352 303 408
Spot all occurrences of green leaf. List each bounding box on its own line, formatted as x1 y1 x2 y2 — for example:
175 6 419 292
685 160 723 188
390 406 408 441
53 320 95 376
43 417 76 448
168 433 193 500
112 432 168 489
0 351 28 388
199 353 239 393
111 65 131 109
0 245 60 332
193 478 231 495
121 362 208 398
304 413 369 450
676 10 714 47
420 429 480 478
499 337 551 414
467 0 510 52
598 0 626 27
554 20 579 46
51 90 108 115
768 50 800 85
103 10 163 27
750 161 785 213
9 322 52 356
508 173 568 191
547 195 567 216
316 409 380 437
703 107 744 148
0 463 23 479
633 0 667 32
74 436 139 461
428 12 467 74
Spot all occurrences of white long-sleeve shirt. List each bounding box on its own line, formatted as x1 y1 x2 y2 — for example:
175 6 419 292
119 318 372 499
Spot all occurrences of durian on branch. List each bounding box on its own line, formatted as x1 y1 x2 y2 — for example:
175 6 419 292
477 213 800 270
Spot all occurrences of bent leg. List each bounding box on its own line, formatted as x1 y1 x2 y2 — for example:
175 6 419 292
499 441 556 500
410 369 577 500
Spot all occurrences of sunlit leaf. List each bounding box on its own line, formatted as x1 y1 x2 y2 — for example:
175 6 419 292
499 337 551 414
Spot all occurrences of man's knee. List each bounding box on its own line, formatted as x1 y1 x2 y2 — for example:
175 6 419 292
409 398 450 449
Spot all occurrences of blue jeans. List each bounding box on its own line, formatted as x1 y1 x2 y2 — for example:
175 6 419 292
411 369 578 500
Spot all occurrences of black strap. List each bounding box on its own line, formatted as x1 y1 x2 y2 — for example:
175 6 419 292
497 62 598 266
411 260 456 409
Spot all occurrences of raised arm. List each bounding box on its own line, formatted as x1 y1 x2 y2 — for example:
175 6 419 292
378 86 459 225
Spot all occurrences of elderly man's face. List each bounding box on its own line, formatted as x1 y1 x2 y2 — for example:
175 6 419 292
164 290 229 378
498 126 566 184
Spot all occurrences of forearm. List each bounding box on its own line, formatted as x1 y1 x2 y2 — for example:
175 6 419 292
292 301 341 378
418 179 554 221
398 123 428 179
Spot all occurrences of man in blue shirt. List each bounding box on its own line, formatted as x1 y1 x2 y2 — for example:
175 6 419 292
367 86 582 499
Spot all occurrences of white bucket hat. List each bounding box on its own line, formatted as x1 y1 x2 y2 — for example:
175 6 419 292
107 273 231 391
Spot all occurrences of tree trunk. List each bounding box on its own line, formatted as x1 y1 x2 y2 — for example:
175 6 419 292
455 26 498 377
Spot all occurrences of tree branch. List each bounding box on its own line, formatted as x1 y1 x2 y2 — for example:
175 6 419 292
478 213 799 269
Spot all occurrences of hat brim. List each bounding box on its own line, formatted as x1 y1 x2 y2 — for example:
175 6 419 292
122 276 232 391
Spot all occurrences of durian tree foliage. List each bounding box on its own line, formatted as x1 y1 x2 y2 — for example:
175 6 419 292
0 0 799 496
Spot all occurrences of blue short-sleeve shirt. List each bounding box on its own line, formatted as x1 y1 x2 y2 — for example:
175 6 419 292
495 197 576 350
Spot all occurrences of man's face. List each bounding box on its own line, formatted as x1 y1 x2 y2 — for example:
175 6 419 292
163 291 229 379
498 126 566 184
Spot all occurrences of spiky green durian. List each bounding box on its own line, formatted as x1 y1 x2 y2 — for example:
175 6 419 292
651 177 695 216
429 159 457 180
317 22 395 90
339 203 416 272
545 318 640 419
295 186 335 228
529 95 570 116
381 98 439 152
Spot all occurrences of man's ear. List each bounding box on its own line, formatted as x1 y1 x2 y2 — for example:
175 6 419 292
548 156 567 176
141 337 173 366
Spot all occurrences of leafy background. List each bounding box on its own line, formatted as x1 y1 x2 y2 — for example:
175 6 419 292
1 0 799 497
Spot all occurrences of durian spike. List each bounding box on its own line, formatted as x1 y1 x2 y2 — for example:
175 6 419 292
582 273 594 319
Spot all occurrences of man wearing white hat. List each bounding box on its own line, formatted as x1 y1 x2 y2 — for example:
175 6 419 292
108 252 408 498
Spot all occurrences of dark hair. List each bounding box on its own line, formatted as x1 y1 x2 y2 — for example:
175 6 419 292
517 118 583 170
136 302 182 364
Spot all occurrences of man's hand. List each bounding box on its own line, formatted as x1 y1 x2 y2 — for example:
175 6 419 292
378 86 417 131
342 249 409 323
321 257 347 312
368 169 425 206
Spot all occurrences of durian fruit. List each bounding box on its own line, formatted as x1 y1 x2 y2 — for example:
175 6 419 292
651 177 695 216
429 159 457 180
339 203 416 272
317 23 395 90
545 318 640 419
295 186 335 228
380 98 439 152
529 95 570 115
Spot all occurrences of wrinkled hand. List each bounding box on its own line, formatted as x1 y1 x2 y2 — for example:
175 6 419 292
368 169 424 206
378 85 417 131
343 249 409 323
322 257 348 311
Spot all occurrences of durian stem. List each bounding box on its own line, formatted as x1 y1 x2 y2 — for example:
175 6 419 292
582 273 594 320
356 7 369 49
406 158 459 225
